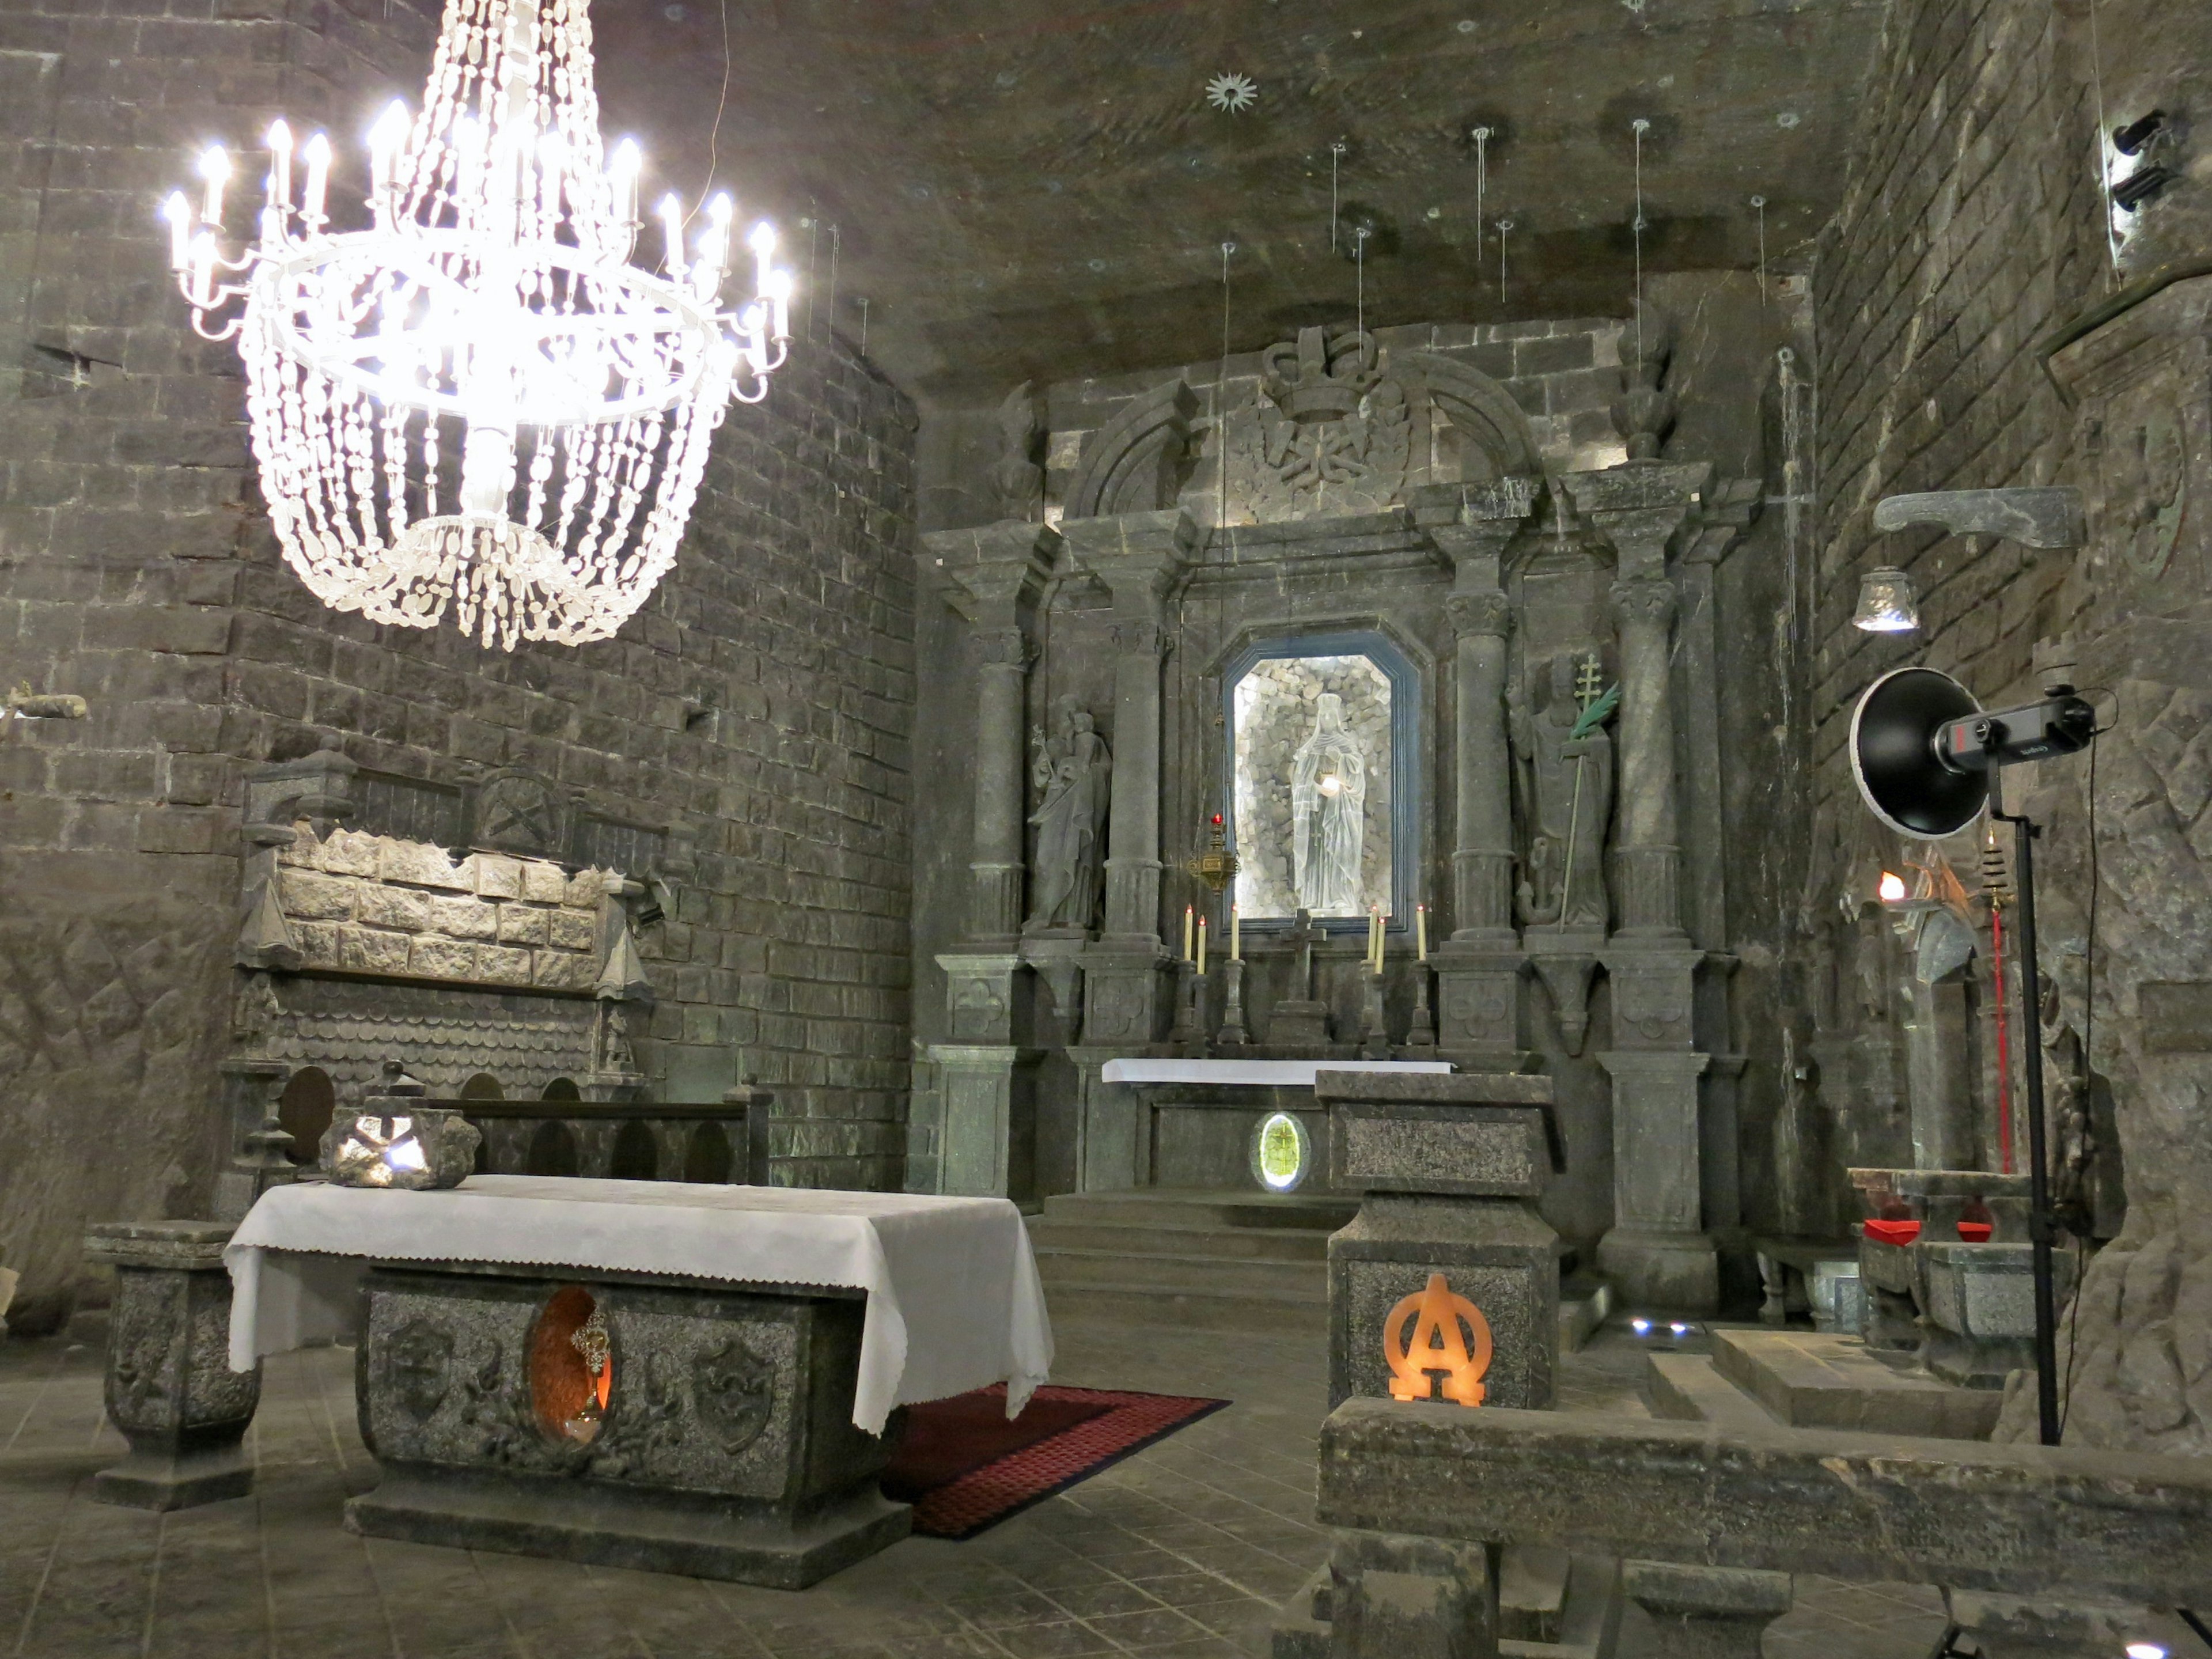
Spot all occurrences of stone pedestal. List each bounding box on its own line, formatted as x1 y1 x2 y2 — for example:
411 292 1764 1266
1318 1072 1561 1411
84 1221 262 1511
1621 1561 1793 1659
1916 1241 2078 1391
1325 1529 1499 1659
1428 941 1525 1067
1267 998 1334 1050
345 1263 907 1590
1595 1049 1717 1312
929 950 1038 1200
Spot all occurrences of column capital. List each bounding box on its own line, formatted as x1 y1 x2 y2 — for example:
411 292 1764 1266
1560 461 1713 579
1609 575 1679 632
1059 509 1201 620
1445 590 1513 638
975 626 1035 669
926 520 1061 628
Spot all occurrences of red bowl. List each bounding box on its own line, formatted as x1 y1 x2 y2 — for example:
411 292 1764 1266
1863 1218 1923 1247
1957 1221 1994 1243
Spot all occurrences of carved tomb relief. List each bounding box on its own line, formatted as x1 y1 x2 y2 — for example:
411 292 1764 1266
1232 656 1392 919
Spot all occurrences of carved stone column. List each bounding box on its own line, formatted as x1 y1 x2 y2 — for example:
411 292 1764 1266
919 521 1060 1202
1421 480 1536 1066
1566 463 1717 1313
1059 509 1198 1052
930 522 1061 943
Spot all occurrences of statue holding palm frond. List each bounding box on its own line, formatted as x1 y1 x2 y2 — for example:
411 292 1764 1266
1513 652 1617 929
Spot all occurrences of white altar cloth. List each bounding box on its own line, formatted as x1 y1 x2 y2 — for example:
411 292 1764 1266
225 1176 1052 1434
1099 1058 1454 1086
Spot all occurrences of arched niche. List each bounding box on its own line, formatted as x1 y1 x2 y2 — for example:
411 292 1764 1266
276 1067 335 1165
1396 350 1541 483
540 1077 581 1101
525 1120 580 1177
610 1119 658 1181
684 1122 735 1185
1218 626 1425 931
1062 379 1199 518
460 1073 504 1101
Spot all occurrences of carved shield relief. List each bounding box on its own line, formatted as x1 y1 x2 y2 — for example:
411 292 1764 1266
691 1338 775 1456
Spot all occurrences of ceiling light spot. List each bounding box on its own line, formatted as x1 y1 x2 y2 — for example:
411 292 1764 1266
1426 206 1442 219
995 70 1019 89
1778 111 1801 127
1206 73 1259 115
1457 18 1476 31
1088 259 1108 272
662 2 685 17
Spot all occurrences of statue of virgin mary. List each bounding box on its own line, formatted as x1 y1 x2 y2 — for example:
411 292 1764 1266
1290 693 1366 915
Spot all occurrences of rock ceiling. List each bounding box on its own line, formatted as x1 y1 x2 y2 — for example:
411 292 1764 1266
586 0 1884 404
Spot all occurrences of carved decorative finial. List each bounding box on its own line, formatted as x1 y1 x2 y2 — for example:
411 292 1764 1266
1609 303 1677 461
990 381 1044 522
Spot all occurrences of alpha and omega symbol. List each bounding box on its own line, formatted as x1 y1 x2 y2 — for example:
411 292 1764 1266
1383 1272 1494 1407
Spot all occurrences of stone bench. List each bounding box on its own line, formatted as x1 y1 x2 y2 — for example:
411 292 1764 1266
1282 1399 2210 1658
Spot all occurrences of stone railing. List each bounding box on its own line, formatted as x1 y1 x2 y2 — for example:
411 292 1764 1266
1277 1400 2210 1658
454 1088 768 1187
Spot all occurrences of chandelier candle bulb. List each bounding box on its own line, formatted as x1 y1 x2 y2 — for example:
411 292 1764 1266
749 221 777 295
162 192 192 271
265 120 290 210
199 146 229 226
189 232 217 309
658 194 687 279
300 131 329 225
608 138 641 225
368 101 408 215
764 268 793 342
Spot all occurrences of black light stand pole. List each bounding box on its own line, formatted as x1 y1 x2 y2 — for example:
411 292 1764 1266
1990 772 2063 1446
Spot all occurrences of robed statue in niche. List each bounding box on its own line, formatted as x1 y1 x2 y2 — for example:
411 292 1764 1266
1027 696 1111 931
1513 653 1614 929
1291 693 1367 915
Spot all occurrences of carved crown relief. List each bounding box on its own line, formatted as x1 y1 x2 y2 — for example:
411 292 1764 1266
1228 328 1412 521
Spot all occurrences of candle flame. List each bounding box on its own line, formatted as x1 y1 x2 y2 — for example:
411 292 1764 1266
1878 871 1908 903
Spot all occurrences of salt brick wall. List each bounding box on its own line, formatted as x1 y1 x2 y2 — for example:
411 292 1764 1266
0 0 917 1329
1810 0 2105 791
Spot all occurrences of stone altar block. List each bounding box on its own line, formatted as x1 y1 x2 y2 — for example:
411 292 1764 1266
84 1221 262 1511
346 1262 906 1588
1316 1071 1562 1411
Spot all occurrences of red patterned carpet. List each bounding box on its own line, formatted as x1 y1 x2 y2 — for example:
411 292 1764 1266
883 1382 1230 1540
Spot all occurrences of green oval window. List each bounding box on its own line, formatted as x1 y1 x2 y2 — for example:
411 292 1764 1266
1251 1111 1311 1193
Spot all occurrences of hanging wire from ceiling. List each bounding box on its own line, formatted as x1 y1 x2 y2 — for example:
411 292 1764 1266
858 296 869 357
1750 195 1769 303
1631 117 1650 368
827 223 841 346
1471 126 1491 262
1218 238 1236 533
1354 225 1369 338
1329 139 1348 252
1495 217 1513 305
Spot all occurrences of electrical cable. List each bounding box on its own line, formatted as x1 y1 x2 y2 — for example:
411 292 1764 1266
2058 688 2116 1439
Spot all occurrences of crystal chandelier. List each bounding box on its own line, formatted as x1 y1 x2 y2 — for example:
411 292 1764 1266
161 0 794 650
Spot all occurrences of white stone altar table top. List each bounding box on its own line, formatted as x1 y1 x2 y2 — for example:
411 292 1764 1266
225 1176 1052 1434
1099 1059 1454 1086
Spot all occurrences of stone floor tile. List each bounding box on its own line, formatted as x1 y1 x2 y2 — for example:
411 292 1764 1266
1037 1578 1166 1618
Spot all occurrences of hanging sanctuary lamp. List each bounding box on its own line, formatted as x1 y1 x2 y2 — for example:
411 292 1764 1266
160 0 796 650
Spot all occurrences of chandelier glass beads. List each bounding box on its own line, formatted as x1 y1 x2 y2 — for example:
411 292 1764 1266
162 0 795 650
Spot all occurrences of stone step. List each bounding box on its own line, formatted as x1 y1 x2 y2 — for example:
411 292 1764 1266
1039 1188 1358 1233
1640 1352 1783 1432
1036 1245 1321 1296
1040 1278 1330 1334
1559 1280 1612 1353
1707 1328 2002 1440
1027 1218 1332 1263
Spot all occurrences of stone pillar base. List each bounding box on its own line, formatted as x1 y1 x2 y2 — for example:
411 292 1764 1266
1622 1560 1792 1659
1597 1227 1718 1315
84 1221 261 1513
92 1442 256 1512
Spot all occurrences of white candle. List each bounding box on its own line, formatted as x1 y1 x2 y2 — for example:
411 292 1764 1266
1230 903 1240 962
657 193 686 279
266 120 291 211
1183 905 1194 962
608 137 642 225
302 132 331 225
764 268 793 341
162 192 192 271
369 101 408 218
749 220 777 296
189 231 217 309
199 145 230 227
1417 903 1429 961
1197 916 1207 977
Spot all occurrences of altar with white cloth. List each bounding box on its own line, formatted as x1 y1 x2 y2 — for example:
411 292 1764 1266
226 1176 1053 1587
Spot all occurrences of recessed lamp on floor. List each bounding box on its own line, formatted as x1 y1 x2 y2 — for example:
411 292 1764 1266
2125 1646 2166 1658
